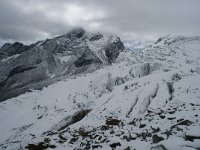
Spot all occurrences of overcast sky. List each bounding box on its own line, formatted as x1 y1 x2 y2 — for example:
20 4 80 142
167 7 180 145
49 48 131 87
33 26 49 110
0 0 200 45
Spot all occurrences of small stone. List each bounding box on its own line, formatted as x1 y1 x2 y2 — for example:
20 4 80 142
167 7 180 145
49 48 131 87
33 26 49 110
123 135 130 141
37 115 43 119
48 144 56 149
167 117 176 120
110 130 115 134
106 118 121 126
92 145 102 149
69 137 79 144
124 146 131 150
139 124 146 128
152 134 164 143
159 114 165 119
101 125 109 131
44 138 51 143
168 111 175 114
152 127 160 133
59 134 67 141
78 128 89 137
109 142 121 149
128 120 135 125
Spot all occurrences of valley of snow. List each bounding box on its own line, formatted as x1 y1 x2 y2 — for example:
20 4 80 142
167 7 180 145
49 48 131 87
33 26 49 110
0 36 200 150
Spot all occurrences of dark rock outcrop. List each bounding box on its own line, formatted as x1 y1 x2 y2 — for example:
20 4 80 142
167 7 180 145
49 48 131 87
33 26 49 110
0 28 125 102
0 42 28 60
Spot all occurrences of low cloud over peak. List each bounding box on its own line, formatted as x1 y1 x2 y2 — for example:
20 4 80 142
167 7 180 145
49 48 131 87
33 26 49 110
0 0 200 45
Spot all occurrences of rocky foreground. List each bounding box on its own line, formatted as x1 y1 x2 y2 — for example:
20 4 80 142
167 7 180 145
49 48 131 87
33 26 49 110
0 35 200 150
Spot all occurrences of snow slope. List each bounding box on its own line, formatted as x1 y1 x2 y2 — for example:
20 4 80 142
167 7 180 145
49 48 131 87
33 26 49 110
0 36 200 150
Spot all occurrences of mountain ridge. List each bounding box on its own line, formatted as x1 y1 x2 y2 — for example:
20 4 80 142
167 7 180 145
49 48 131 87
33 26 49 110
0 28 125 102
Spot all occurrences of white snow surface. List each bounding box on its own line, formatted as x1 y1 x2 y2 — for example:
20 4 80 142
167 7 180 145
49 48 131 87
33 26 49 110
0 36 200 150
0 54 21 62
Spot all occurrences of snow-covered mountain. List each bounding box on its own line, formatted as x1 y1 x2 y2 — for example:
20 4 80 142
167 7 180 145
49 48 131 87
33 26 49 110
0 35 200 150
0 28 124 102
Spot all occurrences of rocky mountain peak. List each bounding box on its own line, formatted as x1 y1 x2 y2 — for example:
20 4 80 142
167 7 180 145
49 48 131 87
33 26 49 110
67 27 86 38
0 28 125 101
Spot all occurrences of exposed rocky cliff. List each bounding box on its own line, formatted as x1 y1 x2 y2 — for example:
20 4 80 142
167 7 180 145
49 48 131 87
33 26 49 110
0 28 125 101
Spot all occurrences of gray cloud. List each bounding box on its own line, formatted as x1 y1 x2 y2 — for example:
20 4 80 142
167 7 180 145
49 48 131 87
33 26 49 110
0 0 200 45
